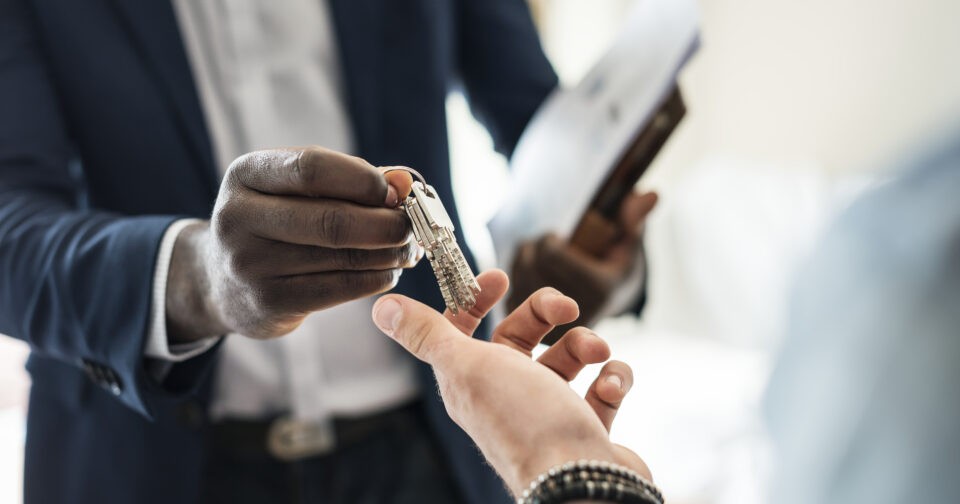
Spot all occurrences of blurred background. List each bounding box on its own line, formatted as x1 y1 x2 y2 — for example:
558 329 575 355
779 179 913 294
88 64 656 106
2 0 958 502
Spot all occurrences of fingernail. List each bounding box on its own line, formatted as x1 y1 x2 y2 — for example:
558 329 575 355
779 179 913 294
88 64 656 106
373 298 403 336
606 374 623 391
385 185 399 207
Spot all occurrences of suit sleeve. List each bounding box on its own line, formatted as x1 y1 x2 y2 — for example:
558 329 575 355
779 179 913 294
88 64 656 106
455 0 559 157
0 0 215 418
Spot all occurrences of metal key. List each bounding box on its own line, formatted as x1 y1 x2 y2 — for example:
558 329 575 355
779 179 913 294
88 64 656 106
398 176 481 314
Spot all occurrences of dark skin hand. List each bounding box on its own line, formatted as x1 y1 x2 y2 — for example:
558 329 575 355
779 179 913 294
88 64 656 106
508 191 658 343
165 146 418 343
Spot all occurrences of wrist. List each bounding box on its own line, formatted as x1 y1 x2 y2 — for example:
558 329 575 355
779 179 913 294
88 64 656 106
166 221 229 343
517 459 662 504
510 443 617 497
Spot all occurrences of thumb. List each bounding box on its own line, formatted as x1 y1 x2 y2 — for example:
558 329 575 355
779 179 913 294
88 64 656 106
380 166 414 206
372 294 463 366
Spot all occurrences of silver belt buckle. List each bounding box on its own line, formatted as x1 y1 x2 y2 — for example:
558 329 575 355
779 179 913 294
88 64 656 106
266 416 336 461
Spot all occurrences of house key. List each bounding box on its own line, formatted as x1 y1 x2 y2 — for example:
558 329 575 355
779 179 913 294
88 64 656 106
385 168 480 314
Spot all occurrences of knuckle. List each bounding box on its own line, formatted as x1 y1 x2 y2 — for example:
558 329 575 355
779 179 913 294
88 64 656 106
226 151 272 192
212 202 244 239
225 152 253 181
562 331 587 361
384 214 412 245
317 207 354 247
340 248 368 270
354 161 389 203
396 244 416 267
369 174 390 203
529 288 560 323
307 278 334 305
377 245 410 269
257 281 295 315
292 148 321 190
257 288 284 314
265 204 297 234
226 249 255 278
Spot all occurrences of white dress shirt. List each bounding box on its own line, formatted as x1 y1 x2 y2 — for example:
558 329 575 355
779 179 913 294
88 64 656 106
146 0 419 422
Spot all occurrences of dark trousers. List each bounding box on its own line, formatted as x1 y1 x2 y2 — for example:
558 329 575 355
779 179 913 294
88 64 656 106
202 402 463 504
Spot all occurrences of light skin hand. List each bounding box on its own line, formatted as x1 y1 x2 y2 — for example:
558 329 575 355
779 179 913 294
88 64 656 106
165 146 418 343
509 191 658 343
372 269 651 497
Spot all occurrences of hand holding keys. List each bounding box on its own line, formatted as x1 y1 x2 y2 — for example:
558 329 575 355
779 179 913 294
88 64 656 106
388 168 481 314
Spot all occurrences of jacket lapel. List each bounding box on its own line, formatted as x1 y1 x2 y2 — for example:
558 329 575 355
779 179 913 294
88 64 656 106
108 0 219 197
328 0 385 162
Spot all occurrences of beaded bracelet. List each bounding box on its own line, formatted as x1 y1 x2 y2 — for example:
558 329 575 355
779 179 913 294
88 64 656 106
517 459 663 504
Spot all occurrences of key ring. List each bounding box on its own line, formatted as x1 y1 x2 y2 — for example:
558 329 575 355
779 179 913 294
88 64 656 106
382 166 433 197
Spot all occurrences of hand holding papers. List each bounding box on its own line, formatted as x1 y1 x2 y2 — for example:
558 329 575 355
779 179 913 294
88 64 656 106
489 0 700 269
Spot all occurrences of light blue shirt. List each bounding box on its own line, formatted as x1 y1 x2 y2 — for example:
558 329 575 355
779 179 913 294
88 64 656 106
765 133 960 503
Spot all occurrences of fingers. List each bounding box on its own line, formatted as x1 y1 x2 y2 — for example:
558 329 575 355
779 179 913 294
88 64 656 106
492 287 579 356
381 167 414 204
585 360 634 432
618 191 658 236
372 293 468 367
536 327 610 380
237 240 421 276
271 269 403 314
444 269 510 335
222 192 412 249
228 146 391 206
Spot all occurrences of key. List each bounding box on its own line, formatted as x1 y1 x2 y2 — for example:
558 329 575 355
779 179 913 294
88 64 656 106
389 168 480 314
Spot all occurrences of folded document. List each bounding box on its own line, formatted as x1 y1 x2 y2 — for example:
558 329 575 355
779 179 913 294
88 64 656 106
488 0 700 268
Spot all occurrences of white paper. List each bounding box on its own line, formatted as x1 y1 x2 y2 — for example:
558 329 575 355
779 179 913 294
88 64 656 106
488 0 700 270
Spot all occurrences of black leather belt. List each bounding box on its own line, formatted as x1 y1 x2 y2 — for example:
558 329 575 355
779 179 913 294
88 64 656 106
210 401 422 461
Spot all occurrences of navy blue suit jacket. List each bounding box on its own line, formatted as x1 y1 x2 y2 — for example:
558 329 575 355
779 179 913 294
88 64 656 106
0 0 557 502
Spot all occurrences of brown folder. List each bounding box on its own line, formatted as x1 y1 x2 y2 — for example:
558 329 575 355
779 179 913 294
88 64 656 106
569 86 686 257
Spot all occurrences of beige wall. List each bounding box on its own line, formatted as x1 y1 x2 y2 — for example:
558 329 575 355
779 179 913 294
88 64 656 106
533 0 960 178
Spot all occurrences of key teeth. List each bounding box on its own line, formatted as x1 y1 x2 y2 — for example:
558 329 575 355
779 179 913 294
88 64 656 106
404 188 480 314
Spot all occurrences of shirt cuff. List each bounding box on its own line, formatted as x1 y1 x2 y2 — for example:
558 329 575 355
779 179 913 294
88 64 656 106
145 218 221 362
